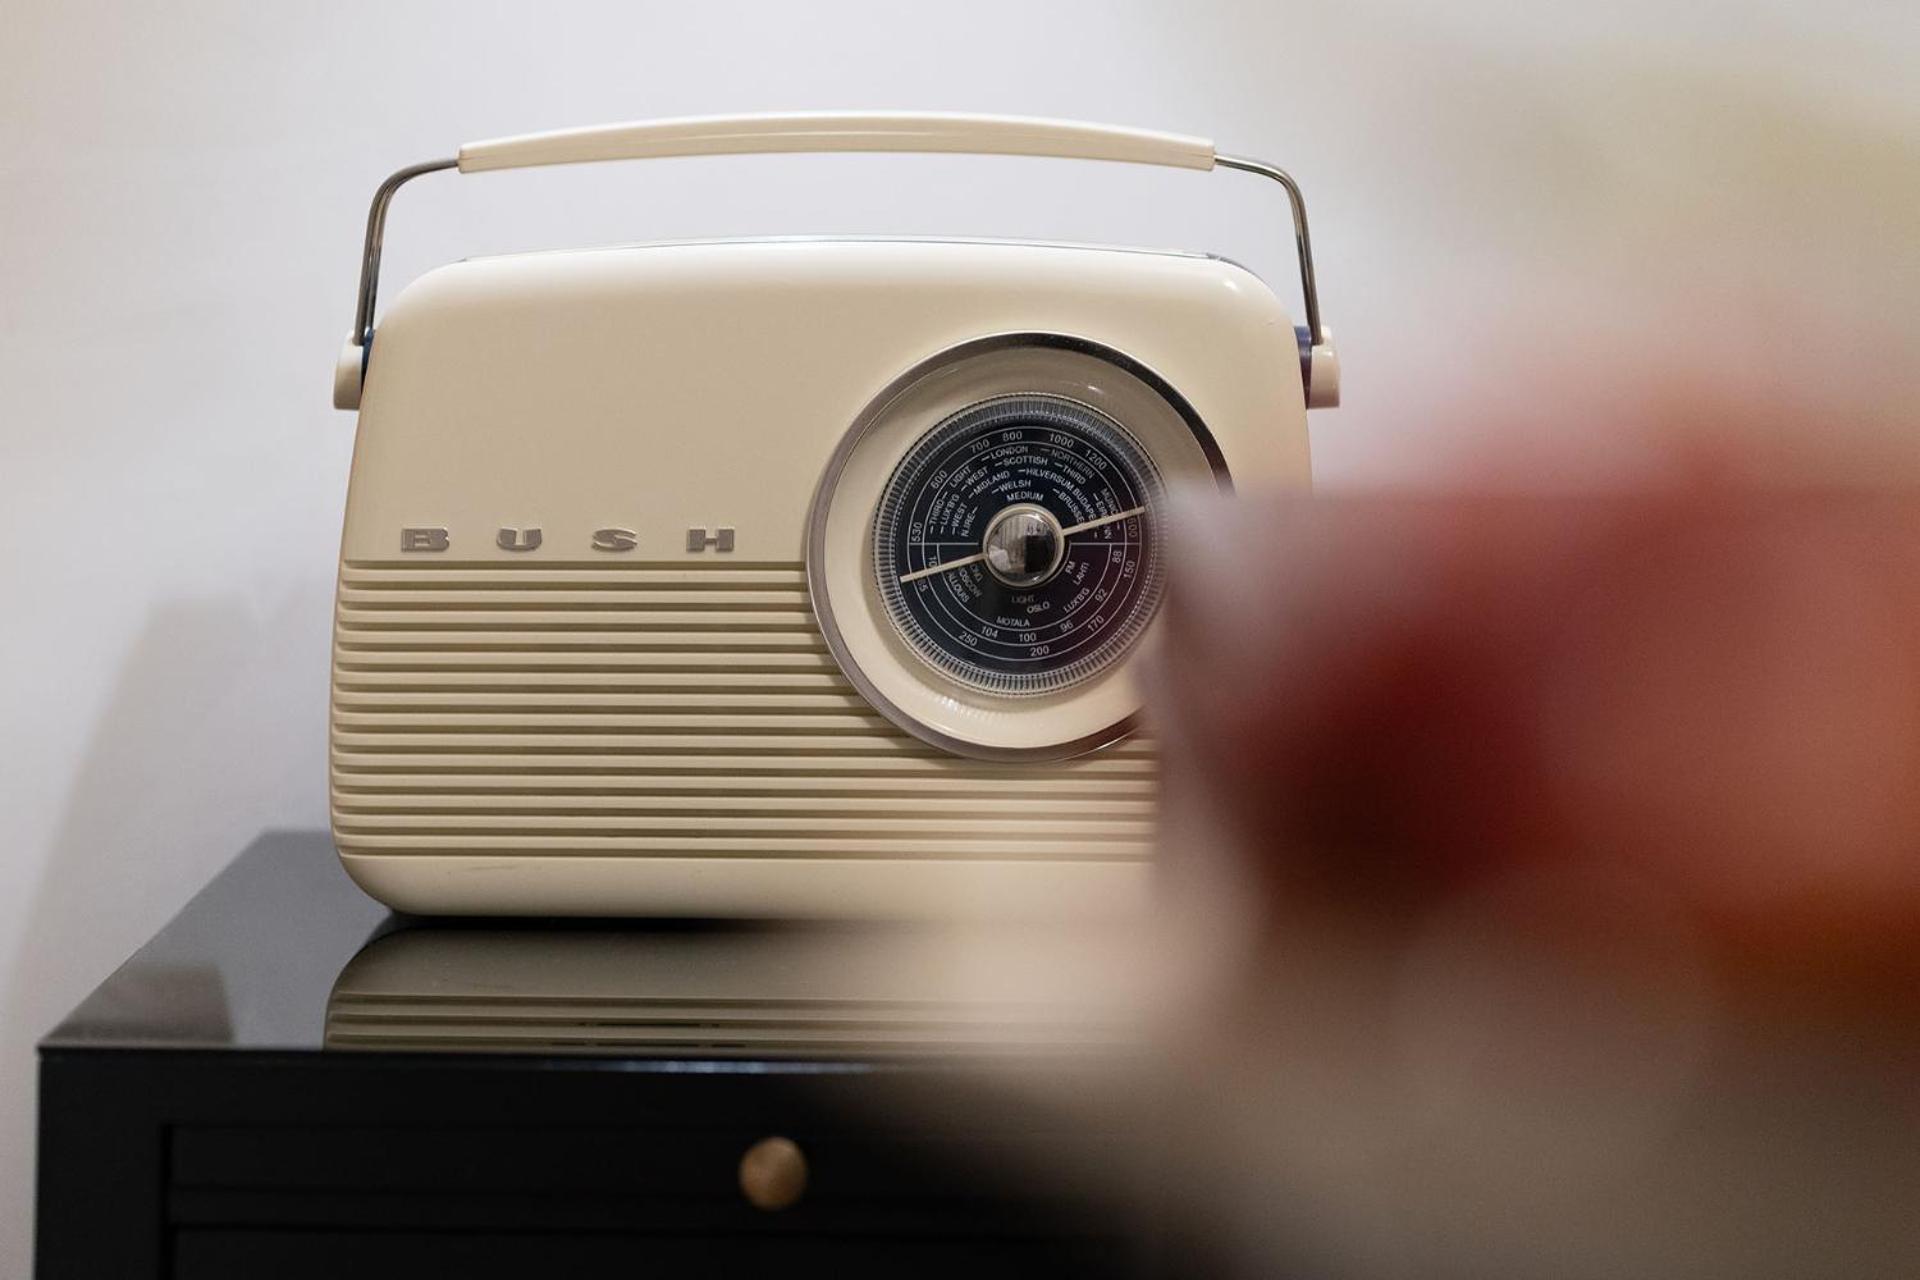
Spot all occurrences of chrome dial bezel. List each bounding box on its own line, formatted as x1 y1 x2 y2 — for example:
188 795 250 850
806 333 1227 762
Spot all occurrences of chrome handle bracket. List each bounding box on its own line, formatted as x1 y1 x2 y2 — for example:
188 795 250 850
1214 153 1322 348
353 158 457 351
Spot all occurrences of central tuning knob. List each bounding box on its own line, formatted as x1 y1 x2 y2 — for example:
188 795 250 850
981 503 1065 589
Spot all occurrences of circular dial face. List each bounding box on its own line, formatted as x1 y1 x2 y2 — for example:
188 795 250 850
872 394 1165 697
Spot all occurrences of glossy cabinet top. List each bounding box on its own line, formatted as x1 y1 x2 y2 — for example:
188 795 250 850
43 831 1133 1061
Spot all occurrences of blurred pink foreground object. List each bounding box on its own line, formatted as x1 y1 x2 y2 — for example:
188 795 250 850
1113 482 1920 1278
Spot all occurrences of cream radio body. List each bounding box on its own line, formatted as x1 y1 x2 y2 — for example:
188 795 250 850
329 114 1338 917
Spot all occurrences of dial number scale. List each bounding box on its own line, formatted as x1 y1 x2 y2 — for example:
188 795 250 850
872 395 1166 697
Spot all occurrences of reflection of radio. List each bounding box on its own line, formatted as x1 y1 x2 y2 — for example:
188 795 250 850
326 923 1131 1058
328 113 1340 916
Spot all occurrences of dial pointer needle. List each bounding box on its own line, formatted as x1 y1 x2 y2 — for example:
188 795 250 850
1058 506 1146 537
896 507 1147 585
898 551 986 584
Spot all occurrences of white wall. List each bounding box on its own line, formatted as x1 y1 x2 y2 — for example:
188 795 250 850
1 0 1913 1268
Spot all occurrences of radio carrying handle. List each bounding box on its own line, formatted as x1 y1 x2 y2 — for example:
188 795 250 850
337 113 1336 410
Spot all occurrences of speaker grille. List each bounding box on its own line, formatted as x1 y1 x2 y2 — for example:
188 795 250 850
330 561 1157 861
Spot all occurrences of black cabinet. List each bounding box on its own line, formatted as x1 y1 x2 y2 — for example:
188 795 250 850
38 833 1182 1278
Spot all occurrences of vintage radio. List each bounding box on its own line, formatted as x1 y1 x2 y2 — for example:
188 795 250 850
328 112 1338 916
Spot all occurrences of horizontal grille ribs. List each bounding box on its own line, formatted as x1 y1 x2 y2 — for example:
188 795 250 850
331 562 1155 861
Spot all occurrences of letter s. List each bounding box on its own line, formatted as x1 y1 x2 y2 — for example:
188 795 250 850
592 528 638 552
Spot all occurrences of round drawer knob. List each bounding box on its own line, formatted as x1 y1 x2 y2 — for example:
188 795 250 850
739 1135 808 1211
